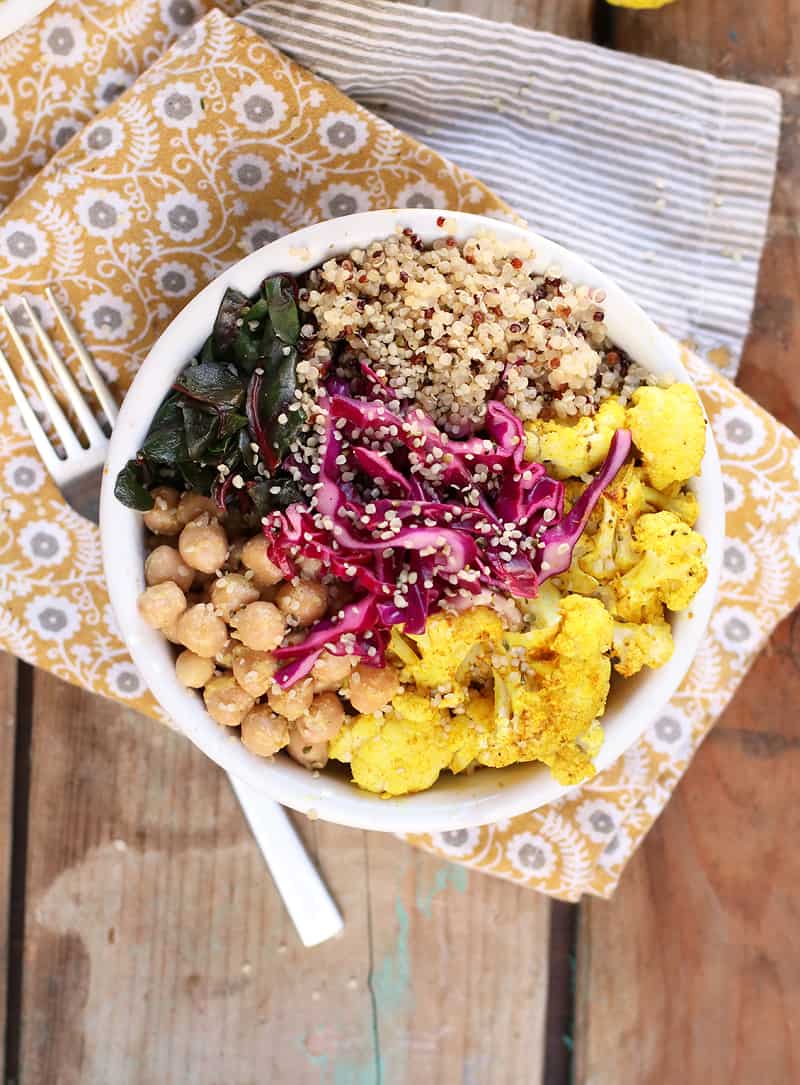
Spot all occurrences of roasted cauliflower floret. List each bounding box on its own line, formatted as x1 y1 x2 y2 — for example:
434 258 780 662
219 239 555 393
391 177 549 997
524 399 626 479
611 619 674 676
643 482 699 526
627 384 705 490
512 581 564 653
570 463 647 582
329 692 480 796
552 594 614 659
480 597 613 784
614 511 707 622
400 607 504 694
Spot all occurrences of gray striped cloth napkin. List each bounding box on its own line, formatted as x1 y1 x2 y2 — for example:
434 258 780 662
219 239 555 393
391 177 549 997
239 0 781 377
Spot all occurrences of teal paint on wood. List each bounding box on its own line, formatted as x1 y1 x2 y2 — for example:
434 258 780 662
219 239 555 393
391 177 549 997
372 898 412 1017
298 1038 379 1085
415 862 469 917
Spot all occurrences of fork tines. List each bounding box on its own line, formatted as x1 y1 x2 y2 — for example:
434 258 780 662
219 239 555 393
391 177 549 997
0 290 118 474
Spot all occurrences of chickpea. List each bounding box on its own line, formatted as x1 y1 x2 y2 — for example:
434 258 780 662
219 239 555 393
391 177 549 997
287 730 329 770
230 601 286 652
311 650 356 693
267 678 314 721
137 581 187 630
241 706 290 758
215 639 236 669
241 535 283 587
276 579 328 626
162 615 183 644
178 515 228 574
145 545 195 593
203 675 254 727
347 662 401 715
143 486 181 535
210 573 260 619
232 645 278 697
296 692 345 743
176 603 228 658
177 491 221 526
175 650 215 688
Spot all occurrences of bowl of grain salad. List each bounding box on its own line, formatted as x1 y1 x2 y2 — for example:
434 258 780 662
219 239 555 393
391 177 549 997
100 210 723 833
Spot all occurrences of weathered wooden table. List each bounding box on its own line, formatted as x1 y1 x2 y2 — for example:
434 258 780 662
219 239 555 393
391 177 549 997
2 1 799 1082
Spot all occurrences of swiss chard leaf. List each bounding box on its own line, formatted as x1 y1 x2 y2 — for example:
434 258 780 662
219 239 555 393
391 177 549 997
219 411 248 439
262 345 305 462
116 270 307 515
141 397 186 464
264 275 300 344
213 287 249 360
246 338 305 471
233 322 265 374
173 361 245 409
244 297 268 322
239 426 259 471
199 334 215 365
180 460 218 493
249 476 305 516
180 402 218 461
114 461 154 510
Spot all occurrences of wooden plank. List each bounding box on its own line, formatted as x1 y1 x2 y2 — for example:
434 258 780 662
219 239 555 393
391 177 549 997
18 672 375 1085
416 0 596 37
18 669 552 1084
0 653 18 1083
363 834 550 1085
576 607 800 1084
577 4 800 1082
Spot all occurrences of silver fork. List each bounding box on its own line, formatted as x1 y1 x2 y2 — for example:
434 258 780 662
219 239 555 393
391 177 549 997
0 292 343 947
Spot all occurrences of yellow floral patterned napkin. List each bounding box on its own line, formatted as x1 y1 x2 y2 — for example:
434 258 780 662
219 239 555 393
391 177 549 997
1 3 798 900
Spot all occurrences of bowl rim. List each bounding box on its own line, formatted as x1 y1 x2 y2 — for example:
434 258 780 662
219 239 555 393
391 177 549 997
100 208 724 833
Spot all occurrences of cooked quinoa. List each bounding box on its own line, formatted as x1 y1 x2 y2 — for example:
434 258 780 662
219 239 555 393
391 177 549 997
297 228 649 434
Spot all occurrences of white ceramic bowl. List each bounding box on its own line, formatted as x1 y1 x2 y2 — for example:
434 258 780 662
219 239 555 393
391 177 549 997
100 209 723 833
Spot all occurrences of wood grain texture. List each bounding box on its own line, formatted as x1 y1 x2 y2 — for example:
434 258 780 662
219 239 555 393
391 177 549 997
0 653 18 1083
577 5 800 1083
18 670 550 1084
576 607 800 1085
416 0 595 36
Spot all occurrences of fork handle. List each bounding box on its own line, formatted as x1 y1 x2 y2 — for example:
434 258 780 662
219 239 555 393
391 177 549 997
227 773 344 947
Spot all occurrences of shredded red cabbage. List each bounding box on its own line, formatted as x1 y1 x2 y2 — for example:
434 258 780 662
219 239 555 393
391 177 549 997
263 380 631 686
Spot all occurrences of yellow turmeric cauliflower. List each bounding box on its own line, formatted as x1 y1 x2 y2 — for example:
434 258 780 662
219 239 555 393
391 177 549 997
642 481 699 526
627 384 706 490
611 619 674 677
399 606 504 698
480 597 613 784
524 399 626 479
559 462 700 597
613 511 708 623
330 598 614 794
328 692 481 797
